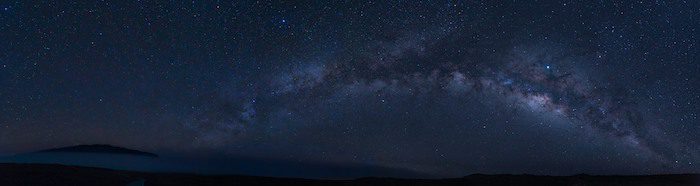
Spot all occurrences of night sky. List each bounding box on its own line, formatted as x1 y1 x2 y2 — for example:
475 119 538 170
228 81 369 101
1 0 698 177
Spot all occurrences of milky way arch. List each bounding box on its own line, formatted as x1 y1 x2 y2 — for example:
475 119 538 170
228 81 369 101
186 35 683 167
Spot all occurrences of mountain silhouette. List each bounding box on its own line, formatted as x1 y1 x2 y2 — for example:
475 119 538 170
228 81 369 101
35 144 158 158
0 163 698 186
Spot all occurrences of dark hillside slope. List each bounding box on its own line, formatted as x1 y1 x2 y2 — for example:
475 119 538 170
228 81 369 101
0 163 698 186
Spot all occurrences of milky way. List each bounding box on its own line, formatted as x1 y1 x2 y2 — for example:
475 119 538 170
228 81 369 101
185 34 696 175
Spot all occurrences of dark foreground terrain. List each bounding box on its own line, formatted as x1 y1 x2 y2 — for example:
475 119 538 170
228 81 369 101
0 163 697 186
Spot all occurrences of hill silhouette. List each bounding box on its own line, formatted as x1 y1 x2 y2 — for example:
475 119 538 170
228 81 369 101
0 163 698 186
34 144 158 158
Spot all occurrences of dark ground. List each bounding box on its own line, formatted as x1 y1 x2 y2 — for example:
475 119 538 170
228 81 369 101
0 163 698 186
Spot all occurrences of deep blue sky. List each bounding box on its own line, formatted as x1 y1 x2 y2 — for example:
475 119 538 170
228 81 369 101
0 0 698 177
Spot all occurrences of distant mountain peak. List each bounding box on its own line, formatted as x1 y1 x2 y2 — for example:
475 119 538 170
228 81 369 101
36 144 158 157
